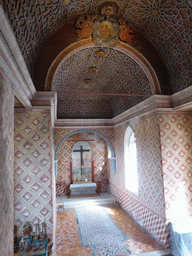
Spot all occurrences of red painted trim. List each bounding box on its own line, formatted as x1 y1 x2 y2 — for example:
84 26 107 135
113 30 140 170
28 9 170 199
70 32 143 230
70 162 73 184
92 161 94 182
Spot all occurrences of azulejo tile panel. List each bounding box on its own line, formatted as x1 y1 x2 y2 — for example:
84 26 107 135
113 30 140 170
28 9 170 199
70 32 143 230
54 128 115 195
109 183 169 247
14 109 53 236
109 113 168 246
112 113 166 216
159 112 192 220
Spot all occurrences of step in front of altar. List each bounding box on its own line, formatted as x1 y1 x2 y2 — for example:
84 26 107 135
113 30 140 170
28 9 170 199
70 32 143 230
70 183 97 195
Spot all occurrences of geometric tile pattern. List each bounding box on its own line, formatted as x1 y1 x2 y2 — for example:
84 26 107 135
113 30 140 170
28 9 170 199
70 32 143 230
109 183 169 247
0 75 14 255
53 48 151 95
109 113 168 246
53 47 151 118
57 93 148 119
54 128 115 195
158 112 192 220
75 206 131 255
112 113 166 216
14 109 53 237
3 0 191 94
133 114 166 216
56 206 164 256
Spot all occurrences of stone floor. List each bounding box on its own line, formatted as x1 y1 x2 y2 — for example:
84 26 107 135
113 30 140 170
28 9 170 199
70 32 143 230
56 193 172 256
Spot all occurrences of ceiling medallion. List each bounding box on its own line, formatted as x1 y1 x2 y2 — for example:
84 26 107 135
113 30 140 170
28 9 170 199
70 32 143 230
75 2 133 47
84 79 91 84
95 50 105 58
93 18 119 47
89 67 97 73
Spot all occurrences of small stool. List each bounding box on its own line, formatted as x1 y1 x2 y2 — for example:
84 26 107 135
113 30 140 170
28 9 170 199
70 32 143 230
57 203 64 211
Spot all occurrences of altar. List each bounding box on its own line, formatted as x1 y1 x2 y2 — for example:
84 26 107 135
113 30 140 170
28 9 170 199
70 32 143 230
70 142 97 195
70 182 97 195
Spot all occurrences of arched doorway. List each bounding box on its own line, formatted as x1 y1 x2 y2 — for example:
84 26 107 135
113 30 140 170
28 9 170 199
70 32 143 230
55 129 116 196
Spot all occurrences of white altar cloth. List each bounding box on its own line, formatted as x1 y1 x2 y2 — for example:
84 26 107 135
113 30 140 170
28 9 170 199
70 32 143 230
70 183 97 195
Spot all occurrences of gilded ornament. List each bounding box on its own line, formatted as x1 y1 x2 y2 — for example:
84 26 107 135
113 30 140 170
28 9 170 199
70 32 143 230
84 79 91 84
172 50 178 57
99 20 114 39
93 18 119 47
89 67 97 73
100 2 118 18
74 2 134 46
95 50 105 58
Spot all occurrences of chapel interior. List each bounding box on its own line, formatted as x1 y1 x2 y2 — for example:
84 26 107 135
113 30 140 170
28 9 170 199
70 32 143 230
0 0 192 255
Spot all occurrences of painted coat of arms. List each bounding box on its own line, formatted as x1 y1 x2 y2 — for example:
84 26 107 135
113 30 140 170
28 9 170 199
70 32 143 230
75 2 134 47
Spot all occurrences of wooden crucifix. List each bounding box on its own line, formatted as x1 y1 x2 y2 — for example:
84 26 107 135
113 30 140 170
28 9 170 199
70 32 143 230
73 146 90 178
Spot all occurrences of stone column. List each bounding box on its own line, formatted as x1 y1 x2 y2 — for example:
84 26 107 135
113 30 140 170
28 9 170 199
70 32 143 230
0 71 14 255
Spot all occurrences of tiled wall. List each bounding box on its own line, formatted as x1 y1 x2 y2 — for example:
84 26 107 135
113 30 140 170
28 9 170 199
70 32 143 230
0 73 14 255
54 128 114 195
159 112 192 221
109 113 169 246
14 108 54 237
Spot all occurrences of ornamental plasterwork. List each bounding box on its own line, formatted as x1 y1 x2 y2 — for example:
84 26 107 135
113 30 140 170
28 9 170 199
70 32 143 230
75 2 133 47
3 0 191 93
100 2 118 18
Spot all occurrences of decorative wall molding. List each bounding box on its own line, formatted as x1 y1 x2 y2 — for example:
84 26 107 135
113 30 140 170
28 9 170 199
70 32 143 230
31 91 57 126
0 5 36 108
112 95 172 126
54 88 192 128
54 118 113 128
171 85 192 110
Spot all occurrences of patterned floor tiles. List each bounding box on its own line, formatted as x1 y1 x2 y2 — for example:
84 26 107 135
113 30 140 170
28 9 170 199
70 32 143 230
56 204 167 256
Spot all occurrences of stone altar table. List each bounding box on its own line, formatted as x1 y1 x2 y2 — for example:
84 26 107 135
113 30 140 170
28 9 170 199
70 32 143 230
70 183 97 195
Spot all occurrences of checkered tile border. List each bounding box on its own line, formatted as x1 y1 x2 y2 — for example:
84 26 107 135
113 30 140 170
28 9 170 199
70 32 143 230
109 183 170 247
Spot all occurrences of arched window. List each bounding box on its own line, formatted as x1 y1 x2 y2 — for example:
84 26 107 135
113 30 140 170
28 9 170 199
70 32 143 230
124 126 139 195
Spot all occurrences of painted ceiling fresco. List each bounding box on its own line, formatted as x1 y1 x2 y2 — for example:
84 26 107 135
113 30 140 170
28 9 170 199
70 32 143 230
2 0 192 118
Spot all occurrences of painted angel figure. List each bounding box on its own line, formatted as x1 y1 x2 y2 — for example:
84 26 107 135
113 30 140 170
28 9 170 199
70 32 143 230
119 19 134 43
75 15 97 40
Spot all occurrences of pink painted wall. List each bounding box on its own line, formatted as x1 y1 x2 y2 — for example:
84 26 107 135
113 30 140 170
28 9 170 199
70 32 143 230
0 73 14 255
109 113 169 247
159 112 192 221
54 128 114 195
14 108 54 237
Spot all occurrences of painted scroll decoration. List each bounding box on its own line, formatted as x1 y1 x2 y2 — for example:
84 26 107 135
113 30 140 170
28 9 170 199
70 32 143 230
75 2 133 47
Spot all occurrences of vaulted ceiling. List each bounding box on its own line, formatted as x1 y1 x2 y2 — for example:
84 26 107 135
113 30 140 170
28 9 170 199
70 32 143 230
2 0 192 119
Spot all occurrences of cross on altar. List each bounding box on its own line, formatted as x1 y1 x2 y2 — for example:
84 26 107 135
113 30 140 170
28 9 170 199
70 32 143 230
73 146 90 177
